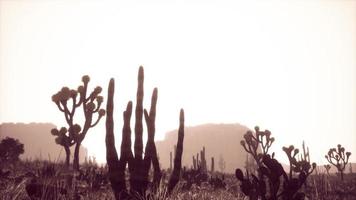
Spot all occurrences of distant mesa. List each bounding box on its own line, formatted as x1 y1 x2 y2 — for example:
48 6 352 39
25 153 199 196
156 123 251 173
0 122 87 162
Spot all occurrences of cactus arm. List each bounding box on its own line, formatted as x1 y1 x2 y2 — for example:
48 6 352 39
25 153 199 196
90 110 105 128
168 109 185 193
105 78 129 200
121 101 133 161
55 101 65 112
105 78 119 166
134 66 144 160
143 88 161 187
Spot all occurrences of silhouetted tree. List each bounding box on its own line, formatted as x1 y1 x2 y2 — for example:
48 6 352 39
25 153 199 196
325 144 351 180
0 137 24 167
52 75 105 170
50 127 74 168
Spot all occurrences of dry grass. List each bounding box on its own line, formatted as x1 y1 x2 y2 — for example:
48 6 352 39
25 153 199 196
1 161 356 200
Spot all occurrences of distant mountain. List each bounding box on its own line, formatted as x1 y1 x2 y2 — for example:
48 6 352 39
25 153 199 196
156 123 251 173
0 122 87 163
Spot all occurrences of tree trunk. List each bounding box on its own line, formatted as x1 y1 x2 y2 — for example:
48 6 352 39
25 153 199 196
64 146 71 169
340 170 344 181
73 142 81 171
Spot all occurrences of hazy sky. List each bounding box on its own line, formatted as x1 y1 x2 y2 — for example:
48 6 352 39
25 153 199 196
1 0 355 164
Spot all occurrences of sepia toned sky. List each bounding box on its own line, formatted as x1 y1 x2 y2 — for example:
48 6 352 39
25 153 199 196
1 0 355 164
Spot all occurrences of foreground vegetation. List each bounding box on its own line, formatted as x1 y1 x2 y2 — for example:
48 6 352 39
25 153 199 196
0 160 355 200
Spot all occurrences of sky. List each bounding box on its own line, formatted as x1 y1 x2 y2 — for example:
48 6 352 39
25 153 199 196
0 0 355 165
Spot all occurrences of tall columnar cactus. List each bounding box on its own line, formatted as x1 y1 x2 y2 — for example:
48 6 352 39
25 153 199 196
211 157 215 172
200 146 207 172
325 144 351 180
105 67 185 199
50 127 75 168
168 109 185 194
235 127 316 200
192 156 197 170
52 76 105 170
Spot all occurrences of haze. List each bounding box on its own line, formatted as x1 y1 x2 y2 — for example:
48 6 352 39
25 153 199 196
0 0 355 164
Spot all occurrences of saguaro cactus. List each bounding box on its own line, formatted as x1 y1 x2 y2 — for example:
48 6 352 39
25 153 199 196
105 67 185 199
192 155 197 170
201 146 207 172
52 76 105 170
325 144 351 180
211 157 215 172
168 109 185 194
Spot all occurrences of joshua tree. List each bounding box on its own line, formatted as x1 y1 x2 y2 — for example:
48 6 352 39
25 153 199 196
235 127 316 200
105 67 184 199
52 75 105 170
192 155 197 170
240 126 274 166
325 144 351 180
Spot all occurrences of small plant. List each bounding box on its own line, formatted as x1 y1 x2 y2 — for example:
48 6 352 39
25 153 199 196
325 144 351 180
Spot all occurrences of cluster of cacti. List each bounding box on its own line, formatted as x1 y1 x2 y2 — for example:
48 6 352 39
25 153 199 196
192 146 207 172
235 126 316 200
105 67 184 199
325 144 351 180
51 75 105 170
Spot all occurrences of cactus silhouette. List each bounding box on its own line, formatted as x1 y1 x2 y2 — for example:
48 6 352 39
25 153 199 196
211 157 215 172
236 127 316 200
52 76 105 170
325 144 351 180
105 67 185 199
